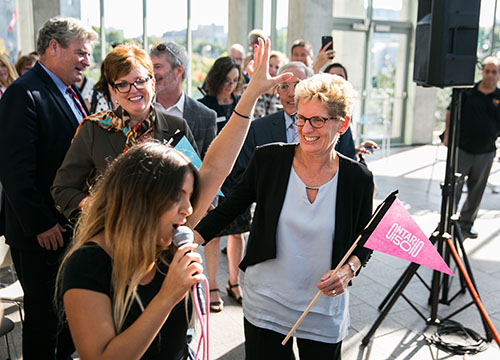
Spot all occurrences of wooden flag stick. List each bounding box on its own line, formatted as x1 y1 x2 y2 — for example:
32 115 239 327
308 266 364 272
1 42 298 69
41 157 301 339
281 199 388 346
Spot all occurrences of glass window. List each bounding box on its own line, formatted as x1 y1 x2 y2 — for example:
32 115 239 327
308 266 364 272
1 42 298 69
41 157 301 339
275 0 289 54
365 32 408 141
0 0 18 62
477 0 499 58
332 30 367 141
332 0 366 19
372 0 410 21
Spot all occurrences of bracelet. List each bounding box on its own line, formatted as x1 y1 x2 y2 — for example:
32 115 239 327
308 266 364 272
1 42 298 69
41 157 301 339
233 109 252 119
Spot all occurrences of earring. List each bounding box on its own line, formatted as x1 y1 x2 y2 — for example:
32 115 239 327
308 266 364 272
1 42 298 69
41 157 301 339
115 100 120 104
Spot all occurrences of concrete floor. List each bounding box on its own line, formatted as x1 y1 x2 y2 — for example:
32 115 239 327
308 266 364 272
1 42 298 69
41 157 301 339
205 144 500 360
1 144 500 359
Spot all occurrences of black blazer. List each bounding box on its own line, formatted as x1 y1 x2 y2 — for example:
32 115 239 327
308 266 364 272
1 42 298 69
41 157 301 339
230 110 287 184
196 143 374 271
0 62 87 249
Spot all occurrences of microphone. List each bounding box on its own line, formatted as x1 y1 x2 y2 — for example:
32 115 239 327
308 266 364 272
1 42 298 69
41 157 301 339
172 226 207 315
172 225 194 247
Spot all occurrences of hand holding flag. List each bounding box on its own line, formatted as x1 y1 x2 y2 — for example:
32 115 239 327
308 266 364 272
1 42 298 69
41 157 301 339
282 190 453 346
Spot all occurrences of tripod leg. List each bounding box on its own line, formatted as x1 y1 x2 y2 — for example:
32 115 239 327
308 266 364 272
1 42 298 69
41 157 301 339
450 221 494 341
451 222 468 292
378 262 418 311
446 237 499 344
362 262 421 345
439 241 452 304
452 220 478 290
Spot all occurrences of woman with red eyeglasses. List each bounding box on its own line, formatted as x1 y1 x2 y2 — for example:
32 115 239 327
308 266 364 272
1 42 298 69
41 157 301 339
55 39 291 360
51 44 198 222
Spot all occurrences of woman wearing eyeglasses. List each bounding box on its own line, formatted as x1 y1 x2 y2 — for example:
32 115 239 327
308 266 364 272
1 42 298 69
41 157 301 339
51 44 198 221
195 73 374 359
55 40 293 360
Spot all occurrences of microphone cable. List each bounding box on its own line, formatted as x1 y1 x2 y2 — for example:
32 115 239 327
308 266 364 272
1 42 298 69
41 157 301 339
425 320 488 355
191 277 210 360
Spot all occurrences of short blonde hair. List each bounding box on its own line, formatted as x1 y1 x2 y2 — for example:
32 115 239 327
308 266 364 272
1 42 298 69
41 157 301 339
295 73 356 120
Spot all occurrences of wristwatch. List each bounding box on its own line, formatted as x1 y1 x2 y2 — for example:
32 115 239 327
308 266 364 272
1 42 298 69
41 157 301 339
347 262 357 275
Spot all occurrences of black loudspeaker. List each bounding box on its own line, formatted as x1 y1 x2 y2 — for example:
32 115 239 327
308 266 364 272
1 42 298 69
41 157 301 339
413 0 481 87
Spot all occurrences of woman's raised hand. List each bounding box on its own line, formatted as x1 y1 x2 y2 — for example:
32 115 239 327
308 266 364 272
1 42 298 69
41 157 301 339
245 38 293 97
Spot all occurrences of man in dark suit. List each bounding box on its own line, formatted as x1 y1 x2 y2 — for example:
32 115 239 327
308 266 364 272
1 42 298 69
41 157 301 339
151 42 217 158
0 17 97 359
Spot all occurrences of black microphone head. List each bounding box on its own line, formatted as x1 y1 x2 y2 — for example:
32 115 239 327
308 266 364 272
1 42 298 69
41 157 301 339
172 226 194 247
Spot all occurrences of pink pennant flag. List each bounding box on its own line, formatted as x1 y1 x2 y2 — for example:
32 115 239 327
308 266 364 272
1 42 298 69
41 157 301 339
364 198 453 275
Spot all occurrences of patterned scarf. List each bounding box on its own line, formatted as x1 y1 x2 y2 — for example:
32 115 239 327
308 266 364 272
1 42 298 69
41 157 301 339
77 106 156 152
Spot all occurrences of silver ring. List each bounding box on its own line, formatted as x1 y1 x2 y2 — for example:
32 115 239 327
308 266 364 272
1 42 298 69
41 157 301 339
331 289 337 296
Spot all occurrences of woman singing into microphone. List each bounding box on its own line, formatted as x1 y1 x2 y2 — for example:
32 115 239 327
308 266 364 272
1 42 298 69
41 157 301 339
56 39 291 359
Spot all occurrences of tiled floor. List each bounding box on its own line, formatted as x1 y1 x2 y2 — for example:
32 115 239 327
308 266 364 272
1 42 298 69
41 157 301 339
1 144 499 359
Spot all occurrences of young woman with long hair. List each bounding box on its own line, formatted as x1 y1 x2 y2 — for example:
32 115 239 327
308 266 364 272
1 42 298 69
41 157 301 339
56 39 292 359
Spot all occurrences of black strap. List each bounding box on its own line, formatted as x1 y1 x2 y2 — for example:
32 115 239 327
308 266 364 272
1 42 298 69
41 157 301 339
90 89 99 115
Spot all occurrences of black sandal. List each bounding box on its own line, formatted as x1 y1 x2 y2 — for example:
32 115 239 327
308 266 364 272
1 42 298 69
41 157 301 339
226 281 243 304
209 289 223 313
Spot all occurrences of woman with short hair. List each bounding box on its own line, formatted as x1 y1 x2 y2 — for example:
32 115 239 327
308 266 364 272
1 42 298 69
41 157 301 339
51 44 198 221
195 73 374 359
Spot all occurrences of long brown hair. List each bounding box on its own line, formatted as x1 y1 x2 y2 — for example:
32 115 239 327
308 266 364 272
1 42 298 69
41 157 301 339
58 142 199 332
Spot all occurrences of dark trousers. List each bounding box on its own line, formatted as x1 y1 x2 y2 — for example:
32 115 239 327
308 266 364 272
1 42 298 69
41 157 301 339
456 149 495 226
10 246 74 360
244 318 342 360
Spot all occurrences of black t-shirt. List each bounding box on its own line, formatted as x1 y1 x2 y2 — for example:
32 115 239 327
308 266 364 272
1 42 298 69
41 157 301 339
60 242 190 360
457 83 500 154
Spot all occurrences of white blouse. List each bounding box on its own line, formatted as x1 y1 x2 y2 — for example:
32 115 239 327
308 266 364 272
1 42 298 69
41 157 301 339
243 164 350 343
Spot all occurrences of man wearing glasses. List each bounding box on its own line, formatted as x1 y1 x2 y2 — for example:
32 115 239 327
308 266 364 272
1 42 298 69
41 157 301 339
150 42 217 158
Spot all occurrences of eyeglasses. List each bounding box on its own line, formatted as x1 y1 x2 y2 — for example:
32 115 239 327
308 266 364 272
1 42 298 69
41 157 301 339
112 77 151 93
153 43 181 66
295 113 342 129
277 81 300 92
